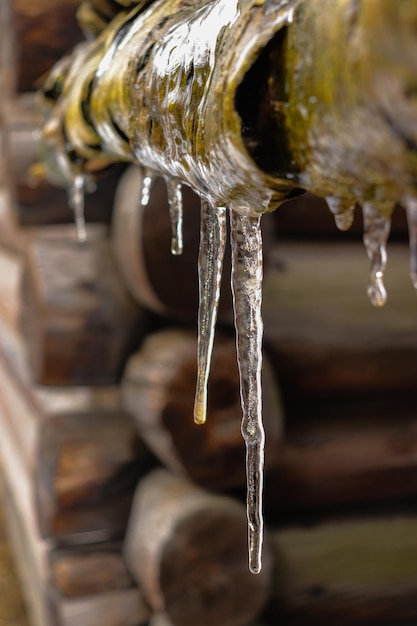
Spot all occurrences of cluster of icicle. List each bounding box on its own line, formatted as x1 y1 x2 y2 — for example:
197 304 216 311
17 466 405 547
67 171 417 575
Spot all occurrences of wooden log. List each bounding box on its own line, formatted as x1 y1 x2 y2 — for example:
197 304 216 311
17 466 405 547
35 411 150 540
4 482 151 626
264 413 417 515
263 241 417 412
266 516 417 625
124 469 272 626
122 328 283 490
13 0 83 92
0 314 147 540
20 224 145 385
112 165 233 321
50 543 134 599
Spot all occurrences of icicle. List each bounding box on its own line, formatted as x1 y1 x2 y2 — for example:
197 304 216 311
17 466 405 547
362 203 391 307
229 209 264 575
68 174 87 243
165 178 183 255
194 200 227 425
140 169 155 207
404 196 417 290
326 196 356 231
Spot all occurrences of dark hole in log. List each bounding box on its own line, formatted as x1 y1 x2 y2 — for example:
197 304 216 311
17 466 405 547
235 29 296 180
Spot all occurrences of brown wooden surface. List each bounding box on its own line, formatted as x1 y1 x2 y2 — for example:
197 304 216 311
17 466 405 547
35 411 150 540
263 241 417 414
13 0 83 92
122 327 283 490
50 543 133 599
20 224 145 385
266 516 417 625
124 469 272 626
264 412 417 515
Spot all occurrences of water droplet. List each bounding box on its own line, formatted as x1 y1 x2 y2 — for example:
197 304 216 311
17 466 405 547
165 178 183 256
229 209 264 575
362 203 391 307
140 169 155 206
194 201 226 425
68 175 87 243
404 196 417 290
326 196 356 231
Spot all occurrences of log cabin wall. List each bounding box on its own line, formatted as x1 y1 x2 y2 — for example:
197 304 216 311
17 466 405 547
0 2 416 626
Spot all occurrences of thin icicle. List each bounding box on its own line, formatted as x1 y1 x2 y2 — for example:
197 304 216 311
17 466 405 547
404 196 417 290
194 200 227 425
326 196 356 231
165 178 183 255
68 174 87 243
140 169 155 206
229 209 264 575
362 203 391 307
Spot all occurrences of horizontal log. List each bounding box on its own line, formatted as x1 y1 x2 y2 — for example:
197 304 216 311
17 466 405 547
266 516 417 625
264 413 417 514
124 469 272 626
20 224 145 385
263 241 417 409
122 328 283 490
50 543 134 599
13 0 83 92
35 411 150 540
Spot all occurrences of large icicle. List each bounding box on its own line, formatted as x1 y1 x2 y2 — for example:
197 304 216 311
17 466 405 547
229 209 265 575
362 203 391 307
68 174 87 243
194 200 227 425
165 178 184 256
404 196 417 290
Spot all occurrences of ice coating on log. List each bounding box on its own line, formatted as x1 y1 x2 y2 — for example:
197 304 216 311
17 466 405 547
363 203 391 307
68 174 87 243
194 201 227 425
405 197 417 290
229 209 264 575
326 196 356 231
165 178 183 256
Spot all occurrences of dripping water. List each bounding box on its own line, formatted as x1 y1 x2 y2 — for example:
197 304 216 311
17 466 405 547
165 178 183 255
68 174 87 243
229 209 264 575
362 203 391 307
194 200 226 425
326 196 356 231
404 196 417 290
140 168 155 206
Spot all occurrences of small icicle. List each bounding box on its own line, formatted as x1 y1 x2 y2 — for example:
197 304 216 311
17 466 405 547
326 196 356 231
140 169 155 207
194 200 227 425
404 196 417 290
229 208 264 575
165 178 183 255
68 174 87 243
362 203 391 307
